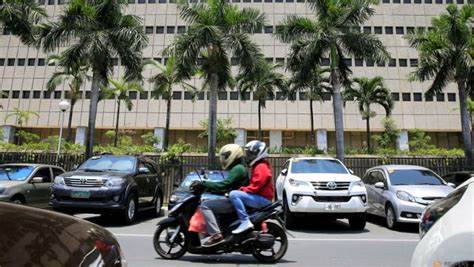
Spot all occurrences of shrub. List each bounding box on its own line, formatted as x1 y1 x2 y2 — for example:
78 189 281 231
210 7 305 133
372 118 400 150
409 129 435 151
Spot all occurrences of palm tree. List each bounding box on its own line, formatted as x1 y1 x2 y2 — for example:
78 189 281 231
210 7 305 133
406 4 473 164
39 0 148 157
276 0 389 161
467 98 474 145
237 62 287 139
145 56 195 150
0 0 46 45
102 78 143 147
4 108 39 144
344 77 393 153
167 0 265 166
46 55 89 142
288 66 331 146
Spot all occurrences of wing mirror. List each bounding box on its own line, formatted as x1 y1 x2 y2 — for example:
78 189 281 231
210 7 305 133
138 167 150 174
31 177 44 183
281 168 288 176
447 182 456 188
374 182 385 189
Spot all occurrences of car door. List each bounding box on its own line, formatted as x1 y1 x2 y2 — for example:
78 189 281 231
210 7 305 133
27 167 53 208
363 171 376 214
135 160 154 206
276 160 290 200
372 170 388 216
145 161 161 201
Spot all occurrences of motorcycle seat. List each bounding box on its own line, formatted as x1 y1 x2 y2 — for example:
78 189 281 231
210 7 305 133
247 201 281 214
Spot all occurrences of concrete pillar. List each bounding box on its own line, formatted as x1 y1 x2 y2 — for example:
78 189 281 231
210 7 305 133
269 130 282 150
154 127 165 150
75 126 87 146
234 129 247 146
1 125 15 143
397 130 409 151
317 129 328 152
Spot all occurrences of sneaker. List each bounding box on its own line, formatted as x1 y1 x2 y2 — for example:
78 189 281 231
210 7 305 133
232 220 254 234
201 233 224 247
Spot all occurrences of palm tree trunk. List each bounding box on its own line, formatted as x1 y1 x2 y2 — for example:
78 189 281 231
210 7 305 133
309 98 316 146
458 81 473 165
66 100 75 142
366 117 371 154
85 70 103 158
258 101 262 140
208 74 218 169
164 97 171 150
331 71 345 161
114 100 121 147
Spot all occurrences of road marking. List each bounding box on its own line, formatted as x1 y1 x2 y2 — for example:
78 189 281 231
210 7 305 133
112 233 418 242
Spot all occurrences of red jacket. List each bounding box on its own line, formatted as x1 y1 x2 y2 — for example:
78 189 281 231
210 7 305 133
240 160 274 201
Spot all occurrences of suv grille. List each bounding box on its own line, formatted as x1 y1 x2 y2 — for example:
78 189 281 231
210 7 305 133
311 181 351 191
65 177 105 187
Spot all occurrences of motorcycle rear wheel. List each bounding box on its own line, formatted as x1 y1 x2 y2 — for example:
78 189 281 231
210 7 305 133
153 224 187 259
252 221 288 263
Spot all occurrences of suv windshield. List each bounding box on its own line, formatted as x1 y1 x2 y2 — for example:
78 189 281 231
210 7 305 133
389 169 444 185
179 171 227 190
0 166 35 181
78 156 137 173
291 159 348 174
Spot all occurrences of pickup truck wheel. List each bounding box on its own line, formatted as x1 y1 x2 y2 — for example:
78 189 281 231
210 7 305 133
123 194 138 225
283 195 296 229
348 214 367 231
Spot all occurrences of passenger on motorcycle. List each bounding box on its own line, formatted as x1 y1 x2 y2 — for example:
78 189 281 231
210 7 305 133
229 140 274 234
190 144 249 247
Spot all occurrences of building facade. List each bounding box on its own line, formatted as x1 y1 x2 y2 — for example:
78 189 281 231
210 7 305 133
0 0 469 150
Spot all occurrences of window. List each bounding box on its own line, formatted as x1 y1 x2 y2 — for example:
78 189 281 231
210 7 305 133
52 167 64 178
85 91 91 99
264 0 272 2
156 26 164 34
322 93 331 101
229 92 238 100
377 60 385 67
22 91 30 99
354 58 363 67
28 58 35 66
218 91 227 100
436 93 445 102
33 168 52 183
139 91 148 100
446 0 453 2
17 58 25 66
129 91 137 100
43 91 51 99
414 0 422 3
177 26 186 34
402 93 411 101
276 91 285 100
363 26 371 34
385 27 393 34
399 59 407 67
447 93 456 102
264 26 273 34
183 91 193 100
388 58 396 67
254 0 262 2
128 0 136 3
7 58 15 66
33 91 41 99
265 57 273 63
38 58 45 66
343 58 352 67
232 0 241 2
456 0 463 3
138 0 145 3
275 58 285 65
38 0 46 4
148 0 156 3
166 26 175 34
396 27 404 35
410 58 418 67
424 0 432 3
366 59 374 67
403 0 411 3
243 0 251 2
435 0 442 3
0 58 4 66
382 0 390 3
54 91 62 99
425 94 433 102
413 93 422 102
1 91 9 98
145 26 154 34
172 91 182 100
299 92 308 101
406 27 415 34
391 92 400 101
12 91 20 99
393 0 400 3
241 92 251 101
374 27 382 34
321 58 330 66
48 0 54 4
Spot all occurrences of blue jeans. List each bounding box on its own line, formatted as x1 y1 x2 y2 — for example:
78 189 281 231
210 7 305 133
229 190 271 222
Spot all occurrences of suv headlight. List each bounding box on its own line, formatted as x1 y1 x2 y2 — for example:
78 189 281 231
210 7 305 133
396 191 415 202
288 178 311 188
54 176 65 185
105 178 125 187
350 180 365 190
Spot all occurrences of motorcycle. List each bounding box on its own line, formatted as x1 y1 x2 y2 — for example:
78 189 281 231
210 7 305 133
153 185 288 263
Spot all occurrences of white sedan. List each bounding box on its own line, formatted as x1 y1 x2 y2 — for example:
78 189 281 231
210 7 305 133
411 178 474 267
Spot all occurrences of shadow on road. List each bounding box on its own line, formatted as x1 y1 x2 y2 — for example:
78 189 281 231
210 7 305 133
78 209 161 227
367 214 419 234
156 255 296 265
288 217 370 234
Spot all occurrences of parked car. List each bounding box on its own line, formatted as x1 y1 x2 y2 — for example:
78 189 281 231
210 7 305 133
50 155 163 224
411 178 474 267
0 163 65 208
442 171 473 187
168 170 228 210
0 202 126 266
362 165 454 230
275 157 368 230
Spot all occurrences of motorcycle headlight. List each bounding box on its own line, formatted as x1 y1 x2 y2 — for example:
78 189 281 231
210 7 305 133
169 194 179 203
54 176 65 185
396 191 415 202
288 178 311 188
105 178 125 187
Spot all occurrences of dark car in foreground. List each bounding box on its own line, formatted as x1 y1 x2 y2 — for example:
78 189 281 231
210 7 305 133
168 170 228 210
51 155 163 224
0 202 125 267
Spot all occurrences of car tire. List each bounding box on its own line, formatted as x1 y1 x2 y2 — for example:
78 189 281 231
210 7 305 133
282 195 296 229
122 193 138 225
349 214 367 231
10 195 25 205
153 193 163 217
385 204 398 230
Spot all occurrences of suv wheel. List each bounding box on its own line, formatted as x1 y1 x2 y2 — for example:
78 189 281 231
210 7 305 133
348 214 367 231
283 195 296 229
385 204 398 230
154 194 163 217
123 194 138 225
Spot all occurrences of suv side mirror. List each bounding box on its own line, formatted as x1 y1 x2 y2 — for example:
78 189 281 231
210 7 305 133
31 177 44 183
139 167 150 174
447 182 456 188
374 182 385 189
281 168 288 176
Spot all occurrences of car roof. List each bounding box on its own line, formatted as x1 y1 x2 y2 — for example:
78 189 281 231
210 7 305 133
0 163 63 168
368 165 430 172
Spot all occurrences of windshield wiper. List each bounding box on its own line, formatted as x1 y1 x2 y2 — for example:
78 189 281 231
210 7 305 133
0 170 12 180
80 168 104 172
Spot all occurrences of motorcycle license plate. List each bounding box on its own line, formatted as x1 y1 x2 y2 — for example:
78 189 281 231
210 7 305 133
71 191 91 199
325 203 341 211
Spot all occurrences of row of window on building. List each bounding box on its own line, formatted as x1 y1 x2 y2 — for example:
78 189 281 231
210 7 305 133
1 89 457 103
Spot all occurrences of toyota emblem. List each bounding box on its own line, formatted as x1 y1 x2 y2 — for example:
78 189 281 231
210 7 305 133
326 181 337 190
80 178 86 184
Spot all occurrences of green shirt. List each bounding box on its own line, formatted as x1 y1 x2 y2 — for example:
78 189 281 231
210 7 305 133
202 164 249 194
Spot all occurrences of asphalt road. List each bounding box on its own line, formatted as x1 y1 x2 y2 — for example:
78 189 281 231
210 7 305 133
79 212 420 267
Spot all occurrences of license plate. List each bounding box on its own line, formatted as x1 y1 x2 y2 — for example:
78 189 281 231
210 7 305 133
71 191 91 199
325 203 341 211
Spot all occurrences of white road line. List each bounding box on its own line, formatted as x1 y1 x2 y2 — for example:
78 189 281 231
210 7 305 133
112 233 418 242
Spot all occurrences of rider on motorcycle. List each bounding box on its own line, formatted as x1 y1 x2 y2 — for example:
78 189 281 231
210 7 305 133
191 144 249 247
229 140 274 234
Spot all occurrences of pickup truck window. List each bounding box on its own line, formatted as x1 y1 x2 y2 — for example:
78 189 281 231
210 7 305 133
291 159 348 174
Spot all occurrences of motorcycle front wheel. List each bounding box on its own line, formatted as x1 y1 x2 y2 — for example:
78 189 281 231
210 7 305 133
153 223 187 259
252 220 288 263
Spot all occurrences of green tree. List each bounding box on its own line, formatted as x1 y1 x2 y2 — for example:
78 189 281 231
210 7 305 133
276 0 389 161
237 62 287 139
409 129 435 151
168 0 265 166
145 56 195 150
39 0 148 157
102 78 143 147
372 117 400 150
406 4 473 163
199 118 238 146
46 55 89 142
467 97 474 145
288 66 331 146
344 76 393 153
0 0 46 45
4 108 39 144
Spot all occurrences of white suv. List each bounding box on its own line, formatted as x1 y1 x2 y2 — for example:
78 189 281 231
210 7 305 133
275 157 368 230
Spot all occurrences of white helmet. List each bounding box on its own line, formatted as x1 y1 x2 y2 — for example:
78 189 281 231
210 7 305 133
244 140 268 167
219 144 244 170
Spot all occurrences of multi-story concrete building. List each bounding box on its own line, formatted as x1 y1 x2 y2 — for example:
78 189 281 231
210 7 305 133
0 0 469 150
